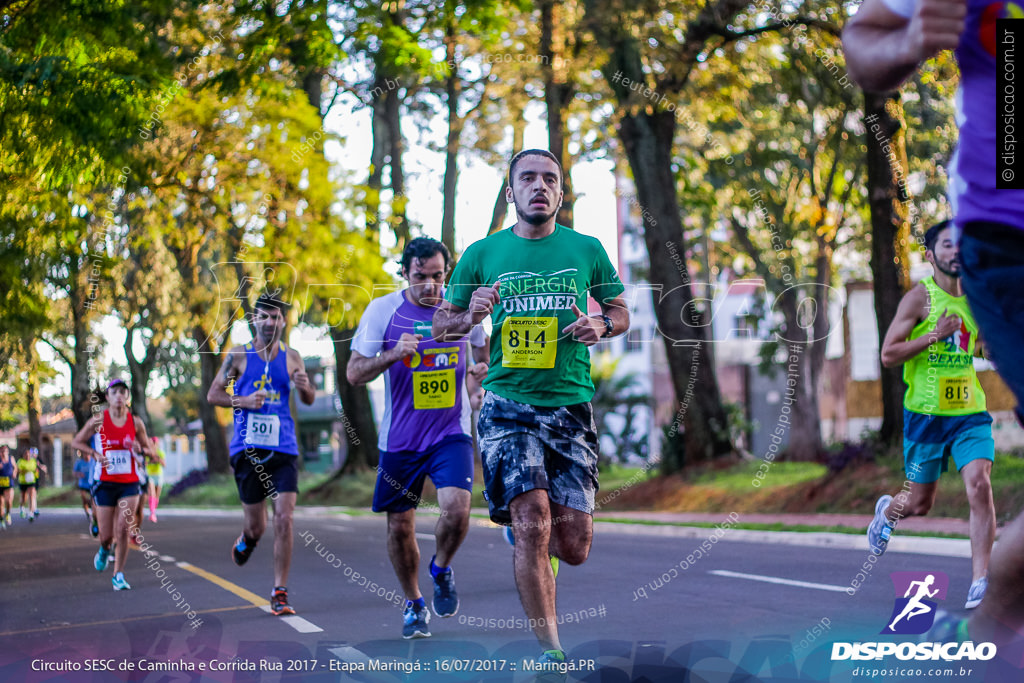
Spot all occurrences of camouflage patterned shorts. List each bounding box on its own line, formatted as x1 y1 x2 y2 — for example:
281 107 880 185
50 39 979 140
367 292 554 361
477 392 599 525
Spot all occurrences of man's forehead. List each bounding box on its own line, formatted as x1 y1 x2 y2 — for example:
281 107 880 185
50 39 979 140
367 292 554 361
514 156 560 176
409 255 445 272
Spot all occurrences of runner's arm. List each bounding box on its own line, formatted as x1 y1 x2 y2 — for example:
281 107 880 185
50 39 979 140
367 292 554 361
346 344 413 386
433 284 500 342
207 348 258 409
843 0 965 92
599 295 630 339
881 285 933 367
287 349 316 405
70 416 102 461
133 416 155 460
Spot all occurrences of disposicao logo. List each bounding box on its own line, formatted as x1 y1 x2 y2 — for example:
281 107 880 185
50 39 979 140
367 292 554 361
831 571 997 663
882 571 947 635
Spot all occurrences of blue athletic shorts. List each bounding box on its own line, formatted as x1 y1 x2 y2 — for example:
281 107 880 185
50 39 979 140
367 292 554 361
230 448 298 505
477 392 599 525
92 481 142 506
372 434 474 513
960 222 1024 424
903 409 994 484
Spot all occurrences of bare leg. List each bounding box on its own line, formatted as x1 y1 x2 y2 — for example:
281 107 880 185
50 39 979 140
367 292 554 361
961 459 996 581
434 487 471 567
96 505 116 550
387 509 422 600
969 510 1024 652
510 490 593 652
885 481 938 524
271 493 296 587
112 495 139 574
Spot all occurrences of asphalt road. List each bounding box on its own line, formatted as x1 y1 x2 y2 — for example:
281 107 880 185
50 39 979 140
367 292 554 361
0 507 1018 682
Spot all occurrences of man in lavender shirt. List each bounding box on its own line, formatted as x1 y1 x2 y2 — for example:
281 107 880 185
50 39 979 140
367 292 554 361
347 237 488 639
845 0 1024 656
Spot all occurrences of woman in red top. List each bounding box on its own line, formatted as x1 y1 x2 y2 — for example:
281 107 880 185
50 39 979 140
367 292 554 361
71 378 154 591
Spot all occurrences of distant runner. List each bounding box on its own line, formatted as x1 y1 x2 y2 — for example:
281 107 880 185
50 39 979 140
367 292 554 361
207 293 315 616
16 447 47 521
868 222 995 609
0 445 14 529
70 378 155 590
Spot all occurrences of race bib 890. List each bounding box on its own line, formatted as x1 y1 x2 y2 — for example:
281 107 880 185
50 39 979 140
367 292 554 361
413 369 456 409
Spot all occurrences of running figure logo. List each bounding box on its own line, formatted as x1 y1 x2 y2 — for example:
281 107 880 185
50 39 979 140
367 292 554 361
882 571 948 635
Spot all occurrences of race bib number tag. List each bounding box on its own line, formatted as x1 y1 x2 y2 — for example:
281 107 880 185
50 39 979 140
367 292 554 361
501 317 557 369
24 472 35 484
105 449 133 476
940 376 972 412
413 368 456 410
246 413 281 447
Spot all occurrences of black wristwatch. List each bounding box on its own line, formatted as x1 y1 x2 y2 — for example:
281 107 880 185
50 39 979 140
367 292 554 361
600 314 614 338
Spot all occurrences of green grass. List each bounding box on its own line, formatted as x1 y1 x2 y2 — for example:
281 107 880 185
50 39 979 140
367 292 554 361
689 461 828 490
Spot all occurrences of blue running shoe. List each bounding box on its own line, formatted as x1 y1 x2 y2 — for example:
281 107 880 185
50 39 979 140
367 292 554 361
402 602 431 639
867 494 894 555
503 524 515 546
534 650 568 682
432 565 459 617
112 572 131 591
965 577 987 609
94 545 111 572
921 610 968 643
232 534 257 566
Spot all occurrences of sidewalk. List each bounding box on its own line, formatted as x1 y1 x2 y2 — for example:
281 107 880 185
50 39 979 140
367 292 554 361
591 510 972 536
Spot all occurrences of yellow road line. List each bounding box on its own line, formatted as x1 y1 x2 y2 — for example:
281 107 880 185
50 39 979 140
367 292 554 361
0 605 253 637
175 562 268 607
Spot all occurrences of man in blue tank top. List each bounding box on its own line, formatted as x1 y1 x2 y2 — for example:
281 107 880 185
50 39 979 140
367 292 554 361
348 238 488 639
208 293 315 616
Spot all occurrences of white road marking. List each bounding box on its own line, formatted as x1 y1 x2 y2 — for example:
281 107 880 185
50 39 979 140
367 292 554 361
258 606 324 633
708 569 849 593
415 533 435 541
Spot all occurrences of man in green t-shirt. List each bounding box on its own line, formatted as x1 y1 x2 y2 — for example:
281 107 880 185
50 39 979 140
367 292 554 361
433 149 629 670
868 222 995 610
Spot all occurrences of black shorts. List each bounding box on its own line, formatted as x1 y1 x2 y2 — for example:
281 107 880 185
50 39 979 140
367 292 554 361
93 481 142 506
18 483 37 492
230 448 299 505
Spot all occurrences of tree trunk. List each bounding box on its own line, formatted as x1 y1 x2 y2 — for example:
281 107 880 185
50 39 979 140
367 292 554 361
488 178 509 236
368 74 389 240
539 0 575 228
124 327 157 432
70 266 93 431
23 336 42 452
191 324 230 474
618 110 733 467
864 90 911 447
488 107 526 236
777 288 826 462
441 17 461 255
385 90 408 248
329 327 379 475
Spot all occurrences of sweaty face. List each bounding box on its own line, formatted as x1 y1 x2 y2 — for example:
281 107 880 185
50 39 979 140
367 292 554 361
404 253 447 307
928 228 960 279
507 155 563 226
254 305 286 343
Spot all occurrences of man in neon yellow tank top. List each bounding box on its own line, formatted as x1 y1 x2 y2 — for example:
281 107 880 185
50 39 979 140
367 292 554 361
868 221 995 610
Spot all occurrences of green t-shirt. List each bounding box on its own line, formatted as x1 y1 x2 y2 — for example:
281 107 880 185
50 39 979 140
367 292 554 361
445 224 624 407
